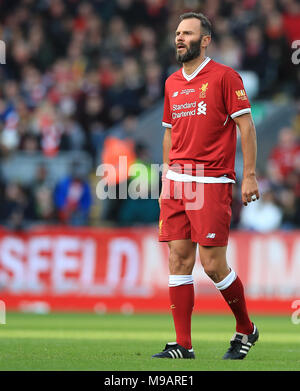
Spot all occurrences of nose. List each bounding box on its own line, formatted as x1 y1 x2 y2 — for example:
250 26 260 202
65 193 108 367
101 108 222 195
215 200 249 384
176 32 184 42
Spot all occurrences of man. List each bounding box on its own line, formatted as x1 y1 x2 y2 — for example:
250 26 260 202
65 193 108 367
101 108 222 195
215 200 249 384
152 12 260 360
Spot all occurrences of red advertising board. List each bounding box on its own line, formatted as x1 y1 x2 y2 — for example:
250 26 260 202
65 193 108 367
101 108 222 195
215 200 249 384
0 227 299 314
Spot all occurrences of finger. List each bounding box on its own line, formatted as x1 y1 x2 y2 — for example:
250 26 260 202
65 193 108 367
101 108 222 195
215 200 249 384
246 194 253 203
250 191 260 202
242 194 248 206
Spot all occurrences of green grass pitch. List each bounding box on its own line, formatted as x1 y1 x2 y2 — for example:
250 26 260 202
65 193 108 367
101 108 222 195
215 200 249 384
0 312 299 371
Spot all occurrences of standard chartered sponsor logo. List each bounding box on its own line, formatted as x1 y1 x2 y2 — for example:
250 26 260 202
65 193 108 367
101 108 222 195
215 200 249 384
172 110 196 119
172 101 207 119
197 101 207 115
173 102 197 111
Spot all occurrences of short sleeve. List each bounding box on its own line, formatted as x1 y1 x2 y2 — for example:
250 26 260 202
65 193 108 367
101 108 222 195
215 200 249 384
162 82 172 128
222 69 251 119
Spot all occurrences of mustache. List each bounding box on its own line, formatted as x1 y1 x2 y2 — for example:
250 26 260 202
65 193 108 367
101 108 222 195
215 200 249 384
176 43 187 48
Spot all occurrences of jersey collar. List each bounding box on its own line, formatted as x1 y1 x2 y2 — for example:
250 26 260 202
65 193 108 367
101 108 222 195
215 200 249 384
182 57 211 81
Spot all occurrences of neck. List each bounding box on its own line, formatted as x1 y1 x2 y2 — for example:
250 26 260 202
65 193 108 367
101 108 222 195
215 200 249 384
182 52 206 75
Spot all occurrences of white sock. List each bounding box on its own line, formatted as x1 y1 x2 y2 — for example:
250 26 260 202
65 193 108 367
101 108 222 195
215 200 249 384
168 275 194 287
214 269 236 291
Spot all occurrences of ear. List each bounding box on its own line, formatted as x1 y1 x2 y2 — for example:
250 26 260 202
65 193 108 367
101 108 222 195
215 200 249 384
201 35 211 49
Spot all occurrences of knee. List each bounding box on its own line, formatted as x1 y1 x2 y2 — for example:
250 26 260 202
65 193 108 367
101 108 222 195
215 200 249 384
203 265 218 281
169 249 194 275
201 257 230 283
202 257 219 281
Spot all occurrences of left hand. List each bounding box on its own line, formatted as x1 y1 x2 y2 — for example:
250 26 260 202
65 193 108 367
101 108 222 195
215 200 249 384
241 175 260 206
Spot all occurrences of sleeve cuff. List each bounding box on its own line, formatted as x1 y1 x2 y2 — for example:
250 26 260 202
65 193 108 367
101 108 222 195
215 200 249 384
162 122 172 128
230 108 251 119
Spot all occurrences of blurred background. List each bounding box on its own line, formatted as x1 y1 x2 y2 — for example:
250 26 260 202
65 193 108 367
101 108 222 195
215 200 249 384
0 0 299 314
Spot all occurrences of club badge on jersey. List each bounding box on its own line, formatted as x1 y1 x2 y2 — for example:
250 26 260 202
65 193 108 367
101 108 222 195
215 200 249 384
199 82 208 98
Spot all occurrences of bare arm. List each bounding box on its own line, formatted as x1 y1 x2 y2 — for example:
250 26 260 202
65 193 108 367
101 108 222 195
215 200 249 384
234 113 260 206
162 127 171 167
159 128 172 207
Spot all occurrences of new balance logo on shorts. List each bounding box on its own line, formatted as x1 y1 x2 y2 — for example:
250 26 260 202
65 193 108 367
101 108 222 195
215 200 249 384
206 233 216 238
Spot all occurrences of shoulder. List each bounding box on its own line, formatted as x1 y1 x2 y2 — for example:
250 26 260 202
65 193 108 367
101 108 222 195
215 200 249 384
165 68 182 88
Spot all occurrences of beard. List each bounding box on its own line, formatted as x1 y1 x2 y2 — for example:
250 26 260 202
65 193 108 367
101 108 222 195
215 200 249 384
176 37 202 63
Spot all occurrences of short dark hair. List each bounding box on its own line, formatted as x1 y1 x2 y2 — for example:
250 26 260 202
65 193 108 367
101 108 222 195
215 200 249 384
179 12 212 36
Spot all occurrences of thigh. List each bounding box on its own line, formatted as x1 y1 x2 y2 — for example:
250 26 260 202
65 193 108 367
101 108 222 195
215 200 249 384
185 183 232 246
159 179 191 242
198 245 227 268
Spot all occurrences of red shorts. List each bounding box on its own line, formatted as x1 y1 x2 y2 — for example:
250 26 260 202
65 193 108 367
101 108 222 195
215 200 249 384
159 179 232 246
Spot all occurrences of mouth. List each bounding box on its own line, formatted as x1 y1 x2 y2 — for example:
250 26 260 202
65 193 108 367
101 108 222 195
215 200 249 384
176 44 186 50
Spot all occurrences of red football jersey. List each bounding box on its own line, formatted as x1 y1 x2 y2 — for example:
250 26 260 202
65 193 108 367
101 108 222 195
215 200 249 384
162 57 251 180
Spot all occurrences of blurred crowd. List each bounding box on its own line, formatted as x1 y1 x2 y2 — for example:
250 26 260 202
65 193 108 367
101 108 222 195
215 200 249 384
232 125 300 232
0 0 299 230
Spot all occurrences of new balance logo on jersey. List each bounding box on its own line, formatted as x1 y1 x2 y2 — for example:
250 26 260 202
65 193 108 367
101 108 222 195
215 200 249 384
197 101 207 115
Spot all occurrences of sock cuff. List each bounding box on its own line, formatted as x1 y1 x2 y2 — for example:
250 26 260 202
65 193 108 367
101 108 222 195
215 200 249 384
168 274 194 287
214 269 236 291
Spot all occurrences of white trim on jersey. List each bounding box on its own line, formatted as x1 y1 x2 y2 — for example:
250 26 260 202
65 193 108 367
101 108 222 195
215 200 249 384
223 115 229 126
166 169 236 183
230 108 251 119
162 121 172 128
182 57 211 81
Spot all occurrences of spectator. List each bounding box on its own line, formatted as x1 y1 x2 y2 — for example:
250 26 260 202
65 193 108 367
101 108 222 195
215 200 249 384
240 189 283 233
20 133 40 154
0 182 36 231
242 25 270 90
109 114 139 141
54 161 92 226
0 98 20 155
278 188 300 229
118 142 160 226
32 164 56 223
99 134 136 223
268 127 300 183
218 35 242 69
